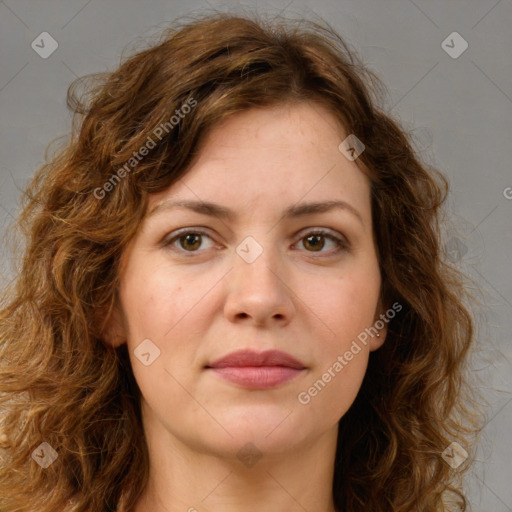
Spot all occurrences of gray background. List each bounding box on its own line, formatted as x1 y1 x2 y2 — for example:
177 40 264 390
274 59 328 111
0 0 511 510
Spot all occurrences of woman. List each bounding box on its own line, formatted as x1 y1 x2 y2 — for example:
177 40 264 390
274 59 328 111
0 11 482 512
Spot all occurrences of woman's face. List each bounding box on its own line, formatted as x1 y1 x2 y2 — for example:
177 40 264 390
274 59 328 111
108 101 385 460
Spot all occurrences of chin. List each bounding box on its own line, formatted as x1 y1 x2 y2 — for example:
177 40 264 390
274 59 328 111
193 411 314 456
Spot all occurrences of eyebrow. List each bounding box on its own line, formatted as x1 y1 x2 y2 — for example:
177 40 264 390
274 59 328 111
147 199 364 225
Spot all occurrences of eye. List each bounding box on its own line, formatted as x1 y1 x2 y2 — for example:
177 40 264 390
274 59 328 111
163 229 215 253
295 229 348 255
162 228 349 256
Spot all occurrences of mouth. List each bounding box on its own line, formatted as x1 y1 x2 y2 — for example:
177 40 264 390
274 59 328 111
205 349 307 390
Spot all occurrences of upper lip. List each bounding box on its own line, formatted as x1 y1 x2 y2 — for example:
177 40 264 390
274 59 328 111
206 349 306 369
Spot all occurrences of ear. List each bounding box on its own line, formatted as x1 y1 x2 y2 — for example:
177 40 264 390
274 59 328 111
96 300 127 348
369 299 388 352
369 327 386 352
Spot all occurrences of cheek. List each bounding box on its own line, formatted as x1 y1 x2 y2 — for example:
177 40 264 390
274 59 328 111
310 269 380 344
297 275 376 420
298 355 368 428
120 260 208 415
119 256 226 401
299 267 379 415
119 255 219 341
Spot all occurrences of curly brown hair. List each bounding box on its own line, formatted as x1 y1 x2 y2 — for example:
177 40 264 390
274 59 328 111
0 11 483 512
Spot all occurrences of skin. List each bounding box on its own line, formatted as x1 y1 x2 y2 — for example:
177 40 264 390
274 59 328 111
103 101 386 512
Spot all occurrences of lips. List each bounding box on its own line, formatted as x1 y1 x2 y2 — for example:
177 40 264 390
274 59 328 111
207 349 305 370
205 349 306 390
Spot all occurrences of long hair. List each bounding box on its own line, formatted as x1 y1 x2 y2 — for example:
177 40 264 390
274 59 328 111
0 11 483 512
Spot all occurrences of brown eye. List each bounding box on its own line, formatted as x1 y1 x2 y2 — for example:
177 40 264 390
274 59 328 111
178 233 203 251
296 230 349 255
303 234 325 252
164 228 347 256
164 230 215 253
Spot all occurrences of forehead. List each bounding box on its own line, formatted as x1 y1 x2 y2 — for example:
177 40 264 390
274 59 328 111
147 102 371 224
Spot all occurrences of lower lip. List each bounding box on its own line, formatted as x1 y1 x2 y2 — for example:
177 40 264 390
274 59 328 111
208 366 304 389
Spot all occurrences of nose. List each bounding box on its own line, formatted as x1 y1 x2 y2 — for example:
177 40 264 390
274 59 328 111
223 241 296 328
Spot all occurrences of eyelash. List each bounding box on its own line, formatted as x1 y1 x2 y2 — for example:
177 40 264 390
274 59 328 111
162 228 349 257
